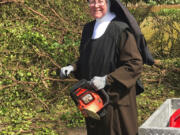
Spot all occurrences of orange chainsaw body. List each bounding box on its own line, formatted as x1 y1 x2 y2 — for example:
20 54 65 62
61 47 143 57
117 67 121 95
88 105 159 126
70 79 109 119
75 88 104 115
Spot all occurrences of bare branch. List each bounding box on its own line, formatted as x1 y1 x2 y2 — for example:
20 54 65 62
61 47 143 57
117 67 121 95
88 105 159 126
23 5 49 21
44 77 78 82
0 83 17 90
31 44 61 69
25 87 50 112
0 0 24 4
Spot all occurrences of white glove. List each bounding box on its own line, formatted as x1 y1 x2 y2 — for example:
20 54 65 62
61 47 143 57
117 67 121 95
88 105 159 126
60 65 74 79
90 75 107 90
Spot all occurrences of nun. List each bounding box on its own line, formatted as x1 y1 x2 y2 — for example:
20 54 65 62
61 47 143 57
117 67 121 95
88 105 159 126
60 0 147 134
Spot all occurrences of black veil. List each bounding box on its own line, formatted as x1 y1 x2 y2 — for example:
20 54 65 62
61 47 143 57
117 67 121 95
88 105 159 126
110 0 155 94
110 0 154 66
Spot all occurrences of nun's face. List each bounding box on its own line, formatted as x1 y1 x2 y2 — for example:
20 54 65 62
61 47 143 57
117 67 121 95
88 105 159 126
88 0 108 19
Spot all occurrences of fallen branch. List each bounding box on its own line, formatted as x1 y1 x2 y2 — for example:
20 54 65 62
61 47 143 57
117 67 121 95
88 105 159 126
26 87 50 112
0 81 50 112
0 0 24 4
17 129 32 134
16 80 37 85
143 79 159 83
31 44 61 69
49 83 72 103
46 1 70 25
50 7 68 25
46 54 61 69
44 77 78 82
23 5 49 21
0 83 17 90
165 83 180 91
0 80 37 91
0 1 9 4
153 59 180 73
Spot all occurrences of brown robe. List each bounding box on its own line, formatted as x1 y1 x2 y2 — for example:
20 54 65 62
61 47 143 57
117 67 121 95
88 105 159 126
72 18 143 135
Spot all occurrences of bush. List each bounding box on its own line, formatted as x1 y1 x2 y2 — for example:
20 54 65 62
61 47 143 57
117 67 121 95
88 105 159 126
0 0 87 133
147 9 180 58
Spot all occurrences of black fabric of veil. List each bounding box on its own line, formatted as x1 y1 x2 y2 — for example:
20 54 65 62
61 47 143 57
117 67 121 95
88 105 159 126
110 0 154 65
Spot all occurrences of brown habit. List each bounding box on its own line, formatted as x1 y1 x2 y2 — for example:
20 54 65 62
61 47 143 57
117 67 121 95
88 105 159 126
72 17 143 135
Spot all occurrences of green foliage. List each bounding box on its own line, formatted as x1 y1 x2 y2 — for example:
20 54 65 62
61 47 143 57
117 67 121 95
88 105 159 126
137 58 180 125
130 7 152 24
148 0 180 5
149 9 180 58
61 110 85 128
0 0 85 134
157 8 180 16
121 0 180 4
0 0 180 134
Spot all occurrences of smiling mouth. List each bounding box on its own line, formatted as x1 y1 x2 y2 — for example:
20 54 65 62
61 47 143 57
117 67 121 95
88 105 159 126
94 10 102 12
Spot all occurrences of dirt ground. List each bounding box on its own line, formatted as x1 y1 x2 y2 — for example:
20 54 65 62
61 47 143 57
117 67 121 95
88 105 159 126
64 127 87 135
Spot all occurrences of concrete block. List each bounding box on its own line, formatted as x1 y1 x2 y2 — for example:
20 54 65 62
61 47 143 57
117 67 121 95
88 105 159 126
139 98 180 135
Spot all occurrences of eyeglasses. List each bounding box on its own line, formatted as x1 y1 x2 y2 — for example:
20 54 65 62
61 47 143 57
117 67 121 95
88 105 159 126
88 0 105 6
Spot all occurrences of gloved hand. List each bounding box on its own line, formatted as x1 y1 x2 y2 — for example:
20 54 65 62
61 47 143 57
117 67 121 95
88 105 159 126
90 75 107 90
60 65 74 79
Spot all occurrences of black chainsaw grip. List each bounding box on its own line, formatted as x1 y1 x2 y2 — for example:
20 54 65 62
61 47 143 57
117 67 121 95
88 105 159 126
70 79 87 93
99 89 109 107
70 79 89 105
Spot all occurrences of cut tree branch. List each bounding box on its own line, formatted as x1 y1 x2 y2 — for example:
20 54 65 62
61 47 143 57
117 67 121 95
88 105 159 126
44 77 78 82
23 5 49 21
0 0 24 4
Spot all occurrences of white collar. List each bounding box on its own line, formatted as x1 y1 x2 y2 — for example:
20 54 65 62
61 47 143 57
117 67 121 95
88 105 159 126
96 12 115 23
92 12 116 39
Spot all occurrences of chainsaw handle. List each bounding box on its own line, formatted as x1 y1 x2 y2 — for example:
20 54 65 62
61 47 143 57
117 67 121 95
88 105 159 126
99 89 109 108
70 79 88 105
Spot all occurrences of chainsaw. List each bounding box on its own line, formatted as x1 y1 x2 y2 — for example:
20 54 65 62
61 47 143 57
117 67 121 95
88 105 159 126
70 79 109 120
